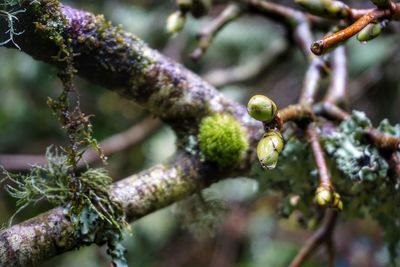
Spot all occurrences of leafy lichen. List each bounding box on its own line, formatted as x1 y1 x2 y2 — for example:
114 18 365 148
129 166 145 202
198 113 249 168
324 111 389 181
253 116 400 263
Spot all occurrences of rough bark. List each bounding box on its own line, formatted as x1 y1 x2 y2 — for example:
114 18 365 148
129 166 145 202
0 1 261 266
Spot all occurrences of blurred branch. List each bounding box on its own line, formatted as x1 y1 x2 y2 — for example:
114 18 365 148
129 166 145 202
364 128 400 151
289 210 338 267
202 40 289 87
191 3 243 60
0 117 162 171
324 46 347 106
299 58 326 105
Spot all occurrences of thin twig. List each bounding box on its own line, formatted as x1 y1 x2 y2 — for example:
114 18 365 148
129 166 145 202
278 104 314 124
364 128 400 151
299 58 326 106
245 0 314 58
307 124 333 190
311 9 390 55
324 46 347 106
289 210 338 267
202 40 288 87
314 102 350 121
191 3 243 60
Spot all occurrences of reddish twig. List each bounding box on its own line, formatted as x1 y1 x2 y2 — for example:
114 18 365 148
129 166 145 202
307 124 333 190
289 210 338 267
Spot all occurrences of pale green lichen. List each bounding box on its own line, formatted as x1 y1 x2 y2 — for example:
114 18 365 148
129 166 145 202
198 113 249 168
1 147 128 267
324 111 389 181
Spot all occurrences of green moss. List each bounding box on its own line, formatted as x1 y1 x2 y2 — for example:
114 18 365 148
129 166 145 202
198 113 248 168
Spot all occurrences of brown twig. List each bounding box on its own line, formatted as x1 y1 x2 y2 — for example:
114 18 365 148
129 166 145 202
323 46 347 106
390 152 400 179
191 3 243 60
245 0 314 58
364 128 400 151
307 124 333 190
289 210 338 267
314 102 350 122
311 9 389 55
278 104 315 124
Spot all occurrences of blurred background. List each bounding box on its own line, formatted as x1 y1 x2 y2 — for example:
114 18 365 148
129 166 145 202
1 0 400 266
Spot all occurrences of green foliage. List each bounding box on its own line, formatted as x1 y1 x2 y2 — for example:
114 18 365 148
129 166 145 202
198 113 249 168
174 191 228 239
324 111 389 181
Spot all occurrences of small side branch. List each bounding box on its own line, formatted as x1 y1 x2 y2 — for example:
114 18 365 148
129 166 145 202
364 128 400 151
307 125 333 190
289 210 338 267
323 46 347 106
191 3 243 60
311 9 390 55
299 58 326 106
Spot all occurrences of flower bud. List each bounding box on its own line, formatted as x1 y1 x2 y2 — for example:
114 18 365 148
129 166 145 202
357 23 382 43
257 131 284 170
166 11 186 34
247 95 277 123
315 186 332 207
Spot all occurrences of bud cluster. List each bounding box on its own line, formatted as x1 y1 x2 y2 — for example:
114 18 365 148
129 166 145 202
247 95 284 170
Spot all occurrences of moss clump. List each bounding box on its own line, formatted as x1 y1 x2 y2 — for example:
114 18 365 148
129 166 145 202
198 113 248 168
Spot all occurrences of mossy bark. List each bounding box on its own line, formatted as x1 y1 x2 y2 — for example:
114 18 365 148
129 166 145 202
0 154 210 266
0 1 263 266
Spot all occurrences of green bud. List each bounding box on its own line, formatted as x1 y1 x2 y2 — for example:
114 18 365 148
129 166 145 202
332 192 343 211
257 131 284 170
247 95 277 122
315 186 332 207
357 23 382 42
166 11 186 34
295 0 350 18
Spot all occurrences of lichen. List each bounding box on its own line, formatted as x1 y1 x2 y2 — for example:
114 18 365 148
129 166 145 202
323 111 389 181
198 113 249 168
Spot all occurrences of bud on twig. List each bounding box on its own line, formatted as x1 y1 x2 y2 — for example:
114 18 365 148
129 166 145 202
166 11 187 34
357 23 382 42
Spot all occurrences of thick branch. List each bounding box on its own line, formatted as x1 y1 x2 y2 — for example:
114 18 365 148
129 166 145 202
0 1 254 133
0 153 213 266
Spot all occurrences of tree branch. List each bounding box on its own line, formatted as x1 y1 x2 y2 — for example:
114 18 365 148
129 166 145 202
0 153 213 266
